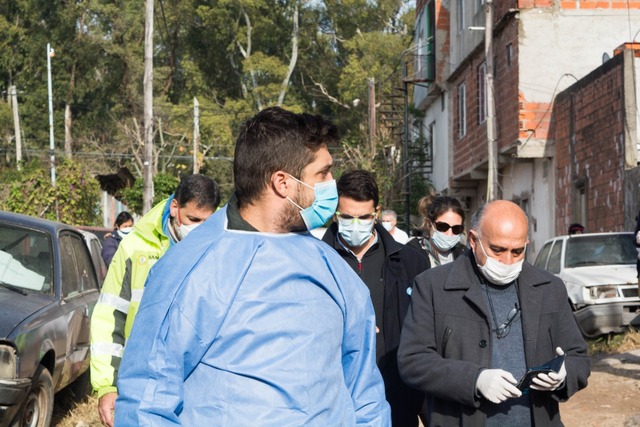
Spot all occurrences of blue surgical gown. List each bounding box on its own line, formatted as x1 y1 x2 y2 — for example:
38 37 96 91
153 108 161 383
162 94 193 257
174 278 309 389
115 206 391 426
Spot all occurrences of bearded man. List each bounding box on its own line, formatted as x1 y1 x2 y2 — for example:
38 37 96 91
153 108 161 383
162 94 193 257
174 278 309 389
115 107 391 427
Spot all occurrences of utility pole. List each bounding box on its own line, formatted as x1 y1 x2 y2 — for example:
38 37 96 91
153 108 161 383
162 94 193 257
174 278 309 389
368 77 376 156
402 62 411 233
142 0 154 214
9 86 22 170
47 44 56 187
485 0 498 201
193 97 200 174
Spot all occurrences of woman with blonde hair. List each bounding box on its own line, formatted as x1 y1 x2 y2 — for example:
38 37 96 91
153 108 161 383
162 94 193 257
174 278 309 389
407 195 467 267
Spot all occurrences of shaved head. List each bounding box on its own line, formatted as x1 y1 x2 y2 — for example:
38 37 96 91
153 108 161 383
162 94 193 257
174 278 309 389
470 200 529 266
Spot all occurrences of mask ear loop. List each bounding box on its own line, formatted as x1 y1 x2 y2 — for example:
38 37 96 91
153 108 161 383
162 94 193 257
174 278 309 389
287 197 304 211
285 174 310 211
176 205 184 226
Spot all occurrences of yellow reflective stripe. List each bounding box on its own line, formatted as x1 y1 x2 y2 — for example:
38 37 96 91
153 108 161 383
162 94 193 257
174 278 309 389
91 342 124 358
97 293 130 314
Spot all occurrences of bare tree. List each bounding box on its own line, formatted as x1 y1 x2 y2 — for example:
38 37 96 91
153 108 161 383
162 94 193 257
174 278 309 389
277 3 299 106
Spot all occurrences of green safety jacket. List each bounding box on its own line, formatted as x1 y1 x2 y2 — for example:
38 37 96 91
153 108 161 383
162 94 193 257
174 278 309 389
90 198 171 398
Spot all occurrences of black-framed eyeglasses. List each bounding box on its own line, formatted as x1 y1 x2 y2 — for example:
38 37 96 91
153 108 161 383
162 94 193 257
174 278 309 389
495 304 521 339
434 221 464 235
336 211 376 223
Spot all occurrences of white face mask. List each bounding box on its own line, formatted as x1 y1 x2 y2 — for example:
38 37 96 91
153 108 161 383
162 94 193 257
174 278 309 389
476 238 524 285
338 217 375 248
176 222 200 241
381 221 393 232
431 230 461 251
117 227 133 238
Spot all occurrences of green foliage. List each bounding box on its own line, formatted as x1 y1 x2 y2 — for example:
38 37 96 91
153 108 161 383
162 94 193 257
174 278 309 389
2 159 101 226
119 174 180 216
0 0 420 223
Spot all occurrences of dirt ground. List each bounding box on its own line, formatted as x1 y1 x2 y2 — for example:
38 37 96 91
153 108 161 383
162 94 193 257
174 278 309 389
560 349 640 427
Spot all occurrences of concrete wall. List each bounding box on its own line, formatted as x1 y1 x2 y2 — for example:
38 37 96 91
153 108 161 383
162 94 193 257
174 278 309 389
498 158 554 261
449 0 485 77
518 8 640 142
421 93 450 192
413 1 453 193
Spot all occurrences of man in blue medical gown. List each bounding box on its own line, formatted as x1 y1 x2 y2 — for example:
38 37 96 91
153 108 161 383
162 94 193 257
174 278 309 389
115 107 391 426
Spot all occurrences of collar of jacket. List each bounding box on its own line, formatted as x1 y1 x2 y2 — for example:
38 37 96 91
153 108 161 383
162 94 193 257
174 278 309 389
443 250 556 363
428 240 467 266
130 196 171 250
374 222 404 258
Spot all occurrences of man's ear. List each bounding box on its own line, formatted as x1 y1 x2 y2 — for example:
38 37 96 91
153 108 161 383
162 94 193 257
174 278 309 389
468 230 478 249
271 171 292 199
169 198 179 219
374 205 381 220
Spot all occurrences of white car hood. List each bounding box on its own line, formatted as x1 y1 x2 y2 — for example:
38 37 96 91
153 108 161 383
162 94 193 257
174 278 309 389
560 264 637 286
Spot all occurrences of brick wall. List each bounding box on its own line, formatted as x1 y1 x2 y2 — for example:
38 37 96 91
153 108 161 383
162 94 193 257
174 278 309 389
435 1 450 84
557 1 637 9
451 17 520 178
552 53 626 235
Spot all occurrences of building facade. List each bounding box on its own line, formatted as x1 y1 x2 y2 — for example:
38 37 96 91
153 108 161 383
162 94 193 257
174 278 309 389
413 0 640 259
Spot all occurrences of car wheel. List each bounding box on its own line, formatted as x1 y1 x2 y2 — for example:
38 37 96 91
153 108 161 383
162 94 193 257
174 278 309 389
16 365 53 427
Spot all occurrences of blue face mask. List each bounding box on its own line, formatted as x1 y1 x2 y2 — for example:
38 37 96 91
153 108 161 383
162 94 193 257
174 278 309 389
287 176 338 231
338 216 375 248
431 230 461 251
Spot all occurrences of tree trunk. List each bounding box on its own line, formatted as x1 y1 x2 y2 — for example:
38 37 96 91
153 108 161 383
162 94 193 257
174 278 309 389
277 4 298 106
64 102 73 157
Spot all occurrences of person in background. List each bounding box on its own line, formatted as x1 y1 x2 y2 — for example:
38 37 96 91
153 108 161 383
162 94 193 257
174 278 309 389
90 174 221 427
323 170 430 427
101 211 134 267
398 200 590 426
115 107 390 426
568 223 585 235
407 195 467 267
380 209 409 244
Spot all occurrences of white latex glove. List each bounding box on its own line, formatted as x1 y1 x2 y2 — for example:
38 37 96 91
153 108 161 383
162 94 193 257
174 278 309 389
476 369 522 403
530 347 567 391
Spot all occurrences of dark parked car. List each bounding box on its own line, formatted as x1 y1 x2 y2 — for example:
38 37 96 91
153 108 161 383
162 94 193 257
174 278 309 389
78 229 107 287
0 211 100 427
534 232 640 337
75 225 112 243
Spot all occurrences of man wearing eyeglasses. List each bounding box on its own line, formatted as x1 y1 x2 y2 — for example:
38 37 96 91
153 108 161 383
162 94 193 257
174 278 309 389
398 200 590 426
322 170 430 427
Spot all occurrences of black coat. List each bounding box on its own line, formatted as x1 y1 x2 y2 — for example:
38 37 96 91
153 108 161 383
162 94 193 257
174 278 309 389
323 222 431 359
323 222 431 426
101 231 123 267
398 250 591 427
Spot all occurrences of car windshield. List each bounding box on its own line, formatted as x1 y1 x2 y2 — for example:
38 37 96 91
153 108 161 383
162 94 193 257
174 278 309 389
565 234 637 268
0 223 53 293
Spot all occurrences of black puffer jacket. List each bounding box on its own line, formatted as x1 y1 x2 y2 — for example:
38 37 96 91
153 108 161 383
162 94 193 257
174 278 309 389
323 222 431 358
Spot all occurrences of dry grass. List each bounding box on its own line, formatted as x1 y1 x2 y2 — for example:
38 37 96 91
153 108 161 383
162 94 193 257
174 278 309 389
52 393 101 427
587 328 640 355
616 328 640 352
